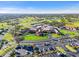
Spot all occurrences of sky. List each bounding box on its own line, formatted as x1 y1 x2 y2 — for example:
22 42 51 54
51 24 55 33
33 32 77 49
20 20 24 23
0 1 79 14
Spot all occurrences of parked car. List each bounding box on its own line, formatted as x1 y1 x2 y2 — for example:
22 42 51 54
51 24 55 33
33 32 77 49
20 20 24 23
59 54 67 57
23 46 33 52
15 45 22 50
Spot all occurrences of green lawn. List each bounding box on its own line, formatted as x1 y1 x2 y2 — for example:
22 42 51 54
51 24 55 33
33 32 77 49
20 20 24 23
60 29 78 37
52 29 79 38
23 34 48 41
52 33 61 38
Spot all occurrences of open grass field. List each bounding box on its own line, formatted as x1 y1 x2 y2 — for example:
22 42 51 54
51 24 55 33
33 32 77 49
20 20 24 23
23 34 49 41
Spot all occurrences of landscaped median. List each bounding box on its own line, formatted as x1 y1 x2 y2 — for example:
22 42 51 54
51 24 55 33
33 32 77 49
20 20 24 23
65 45 77 53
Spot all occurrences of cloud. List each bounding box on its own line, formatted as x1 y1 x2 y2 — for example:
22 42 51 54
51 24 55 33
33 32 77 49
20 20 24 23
0 7 79 14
